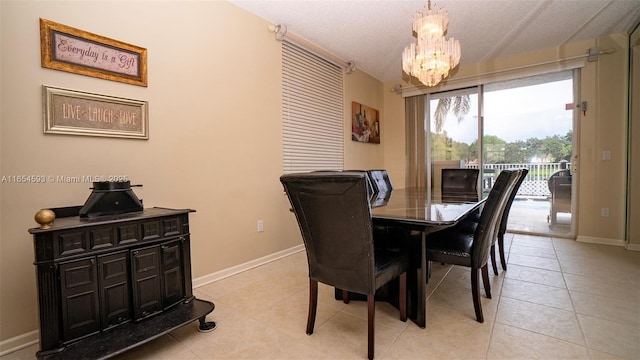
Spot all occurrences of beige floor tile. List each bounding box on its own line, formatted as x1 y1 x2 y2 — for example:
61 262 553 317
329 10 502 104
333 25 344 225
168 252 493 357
495 297 584 345
169 304 299 359
559 256 640 284
507 253 561 272
570 290 640 327
511 234 554 249
553 238 603 260
250 285 340 340
112 334 198 360
300 310 404 359
487 323 590 359
436 264 505 294
578 314 640 359
214 270 308 319
588 348 628 360
428 275 499 323
563 273 640 301
501 278 573 311
196 272 256 300
384 304 492 359
510 243 558 259
504 263 565 288
426 262 454 296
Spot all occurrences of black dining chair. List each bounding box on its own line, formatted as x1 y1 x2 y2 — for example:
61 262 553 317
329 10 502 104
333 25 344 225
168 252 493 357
494 168 528 272
426 169 520 323
367 169 392 194
345 169 378 200
456 168 529 275
441 168 480 202
280 171 408 360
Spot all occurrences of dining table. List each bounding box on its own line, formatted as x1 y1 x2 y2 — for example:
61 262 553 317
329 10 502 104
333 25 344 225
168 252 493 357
370 187 485 328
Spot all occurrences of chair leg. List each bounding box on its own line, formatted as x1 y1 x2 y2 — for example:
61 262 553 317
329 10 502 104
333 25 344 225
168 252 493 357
498 233 507 271
342 289 350 304
399 272 407 322
306 279 318 335
471 268 484 323
367 295 375 360
490 244 498 276
482 264 492 299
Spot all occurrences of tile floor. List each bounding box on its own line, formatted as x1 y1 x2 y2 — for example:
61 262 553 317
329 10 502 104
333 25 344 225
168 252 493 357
4 234 639 359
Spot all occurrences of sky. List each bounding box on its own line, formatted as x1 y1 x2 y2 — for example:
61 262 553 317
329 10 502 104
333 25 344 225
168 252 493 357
433 79 574 145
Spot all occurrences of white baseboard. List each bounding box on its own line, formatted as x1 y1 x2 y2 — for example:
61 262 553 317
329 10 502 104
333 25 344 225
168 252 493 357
192 244 305 288
0 330 39 357
0 245 305 357
576 235 626 247
624 242 640 251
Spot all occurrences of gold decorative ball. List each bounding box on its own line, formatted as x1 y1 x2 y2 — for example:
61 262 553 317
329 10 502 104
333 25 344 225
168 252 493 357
34 209 56 228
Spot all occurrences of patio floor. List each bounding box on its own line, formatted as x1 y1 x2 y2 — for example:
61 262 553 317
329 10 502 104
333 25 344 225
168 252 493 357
507 196 572 237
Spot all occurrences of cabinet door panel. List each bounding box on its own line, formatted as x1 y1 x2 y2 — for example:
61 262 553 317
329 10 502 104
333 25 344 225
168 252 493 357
59 259 100 341
131 246 162 320
161 240 184 308
98 251 131 330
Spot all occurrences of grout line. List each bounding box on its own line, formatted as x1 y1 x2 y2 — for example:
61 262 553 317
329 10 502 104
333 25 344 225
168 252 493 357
555 238 589 349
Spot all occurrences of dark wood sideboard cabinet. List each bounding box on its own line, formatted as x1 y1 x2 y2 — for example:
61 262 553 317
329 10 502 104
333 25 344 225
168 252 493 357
29 207 215 360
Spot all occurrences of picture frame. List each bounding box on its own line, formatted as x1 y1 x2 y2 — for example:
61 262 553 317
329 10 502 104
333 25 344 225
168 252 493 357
351 101 380 144
40 18 148 87
43 85 149 140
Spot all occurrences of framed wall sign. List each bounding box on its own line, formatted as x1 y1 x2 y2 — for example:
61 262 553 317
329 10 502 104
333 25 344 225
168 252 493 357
43 85 149 139
351 101 380 144
40 18 148 87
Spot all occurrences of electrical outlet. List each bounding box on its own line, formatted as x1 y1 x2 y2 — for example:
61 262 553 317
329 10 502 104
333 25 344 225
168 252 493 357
257 220 264 232
602 150 611 161
601 208 609 217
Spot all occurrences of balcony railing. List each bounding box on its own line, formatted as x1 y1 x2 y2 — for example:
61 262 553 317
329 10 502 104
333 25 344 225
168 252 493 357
466 162 570 197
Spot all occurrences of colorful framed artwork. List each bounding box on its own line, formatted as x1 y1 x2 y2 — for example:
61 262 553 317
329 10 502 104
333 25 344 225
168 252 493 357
351 101 380 144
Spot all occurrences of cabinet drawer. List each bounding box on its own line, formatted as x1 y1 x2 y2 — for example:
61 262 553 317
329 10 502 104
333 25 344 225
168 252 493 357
117 223 139 245
90 226 115 250
141 220 161 241
162 217 182 237
57 230 88 256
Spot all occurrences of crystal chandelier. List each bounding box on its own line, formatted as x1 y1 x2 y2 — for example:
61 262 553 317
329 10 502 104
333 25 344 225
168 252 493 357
402 0 461 87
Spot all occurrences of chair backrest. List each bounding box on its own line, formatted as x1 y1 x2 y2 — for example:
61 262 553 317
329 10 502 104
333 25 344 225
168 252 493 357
471 169 520 267
497 168 529 237
345 170 377 199
441 168 479 201
280 171 377 295
367 169 392 194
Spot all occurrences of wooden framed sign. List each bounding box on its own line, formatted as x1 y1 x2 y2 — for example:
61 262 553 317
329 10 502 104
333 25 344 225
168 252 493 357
43 85 148 139
40 18 148 87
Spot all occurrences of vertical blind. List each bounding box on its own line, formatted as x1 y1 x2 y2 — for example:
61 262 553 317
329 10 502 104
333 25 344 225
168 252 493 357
282 41 344 173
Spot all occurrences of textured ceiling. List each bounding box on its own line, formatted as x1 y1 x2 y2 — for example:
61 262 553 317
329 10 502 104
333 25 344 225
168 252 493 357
228 0 640 82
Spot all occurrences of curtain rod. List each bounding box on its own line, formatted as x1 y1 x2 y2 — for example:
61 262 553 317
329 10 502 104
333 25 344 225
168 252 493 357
395 47 615 95
269 24 355 73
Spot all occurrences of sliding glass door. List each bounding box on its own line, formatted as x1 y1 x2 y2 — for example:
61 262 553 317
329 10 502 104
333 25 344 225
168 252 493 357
483 71 576 237
410 70 578 238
